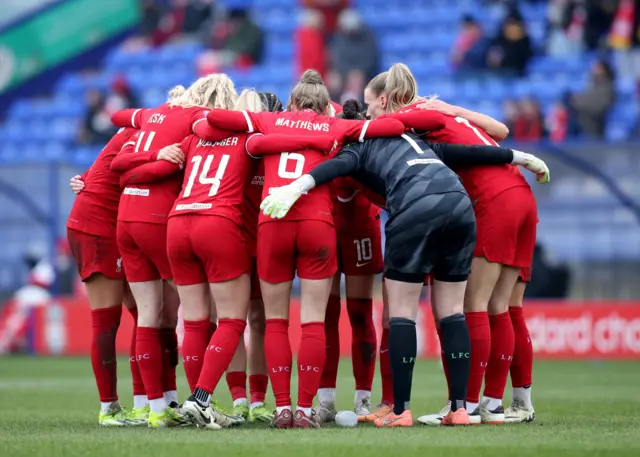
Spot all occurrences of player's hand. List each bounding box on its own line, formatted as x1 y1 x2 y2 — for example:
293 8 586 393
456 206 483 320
70 175 85 194
260 184 302 219
522 156 550 184
157 144 184 164
415 99 457 116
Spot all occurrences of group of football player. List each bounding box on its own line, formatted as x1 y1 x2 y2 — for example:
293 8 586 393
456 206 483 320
67 62 547 429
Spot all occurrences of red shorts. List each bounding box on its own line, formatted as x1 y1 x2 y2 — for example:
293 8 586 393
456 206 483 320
67 228 123 281
519 266 532 283
473 186 537 269
249 257 261 300
257 220 337 283
117 221 172 282
167 215 249 286
337 222 383 276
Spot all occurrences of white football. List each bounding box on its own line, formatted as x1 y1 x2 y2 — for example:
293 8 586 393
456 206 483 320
335 410 358 427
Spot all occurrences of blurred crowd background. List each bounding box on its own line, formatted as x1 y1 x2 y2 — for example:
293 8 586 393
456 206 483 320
0 0 639 309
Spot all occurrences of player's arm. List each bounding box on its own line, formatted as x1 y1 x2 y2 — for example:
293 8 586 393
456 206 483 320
207 110 272 133
431 142 550 184
190 109 237 142
378 109 447 132
338 118 405 143
416 100 509 141
119 161 181 186
246 133 336 157
110 137 156 173
111 108 145 128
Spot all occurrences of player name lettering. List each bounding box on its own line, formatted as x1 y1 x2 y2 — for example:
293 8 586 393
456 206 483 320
147 113 166 124
274 117 330 132
176 203 213 211
123 187 150 196
197 137 239 148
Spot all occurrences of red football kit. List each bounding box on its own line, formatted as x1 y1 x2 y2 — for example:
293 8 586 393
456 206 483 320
111 105 211 282
386 104 537 270
206 108 404 282
67 127 137 280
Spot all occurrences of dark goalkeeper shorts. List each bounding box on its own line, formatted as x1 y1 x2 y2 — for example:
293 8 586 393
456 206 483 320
383 191 476 283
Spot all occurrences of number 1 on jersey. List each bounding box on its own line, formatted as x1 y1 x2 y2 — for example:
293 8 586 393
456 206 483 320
134 131 157 152
183 154 230 197
454 117 498 146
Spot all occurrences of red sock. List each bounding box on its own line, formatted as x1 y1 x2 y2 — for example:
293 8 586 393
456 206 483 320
265 319 292 407
379 327 393 405
249 374 269 404
319 294 340 389
126 307 145 396
465 312 491 403
226 371 248 401
136 327 163 400
346 298 376 391
91 307 122 402
159 328 178 394
208 322 217 339
196 319 247 394
297 322 326 408
483 312 515 400
509 307 533 387
437 327 451 401
182 319 210 392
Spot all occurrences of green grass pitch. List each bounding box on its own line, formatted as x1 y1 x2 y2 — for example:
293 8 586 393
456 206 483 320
0 357 638 457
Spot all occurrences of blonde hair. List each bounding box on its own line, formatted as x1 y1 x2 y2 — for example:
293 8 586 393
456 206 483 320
171 74 238 110
166 85 186 102
366 63 419 113
234 89 265 112
289 69 330 114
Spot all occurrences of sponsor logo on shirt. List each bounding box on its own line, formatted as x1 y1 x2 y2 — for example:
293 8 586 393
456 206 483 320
176 203 213 211
406 158 443 166
123 187 150 196
251 175 264 186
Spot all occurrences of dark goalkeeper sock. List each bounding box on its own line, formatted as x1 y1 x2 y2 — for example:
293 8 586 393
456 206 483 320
440 313 471 412
388 317 417 415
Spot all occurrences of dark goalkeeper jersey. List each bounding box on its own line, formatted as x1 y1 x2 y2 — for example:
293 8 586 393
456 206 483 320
308 133 516 217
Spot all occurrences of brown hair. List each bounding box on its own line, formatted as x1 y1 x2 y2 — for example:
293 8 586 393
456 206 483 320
289 69 330 114
366 63 419 113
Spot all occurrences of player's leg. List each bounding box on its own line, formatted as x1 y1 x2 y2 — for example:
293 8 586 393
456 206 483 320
294 220 337 429
122 284 149 424
316 273 341 423
257 221 296 429
225 341 249 418
505 275 535 423
68 227 130 426
182 217 251 429
247 296 273 422
159 280 179 408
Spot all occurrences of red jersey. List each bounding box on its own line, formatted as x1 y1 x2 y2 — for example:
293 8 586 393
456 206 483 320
239 110 372 225
242 160 264 256
115 105 209 225
67 128 137 238
169 133 257 226
332 177 380 232
394 104 529 203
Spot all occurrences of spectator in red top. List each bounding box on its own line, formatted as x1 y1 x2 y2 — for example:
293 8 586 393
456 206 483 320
513 97 545 142
296 9 326 78
302 0 349 35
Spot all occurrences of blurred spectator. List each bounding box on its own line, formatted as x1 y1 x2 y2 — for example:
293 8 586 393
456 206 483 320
609 0 640 79
212 8 264 68
571 59 616 138
329 10 379 83
546 0 585 56
486 14 533 76
302 0 349 36
296 9 327 78
78 90 115 145
583 0 618 50
180 0 215 34
339 70 366 103
452 15 488 70
503 99 520 134
140 0 163 41
547 96 571 143
513 97 545 141
104 75 138 114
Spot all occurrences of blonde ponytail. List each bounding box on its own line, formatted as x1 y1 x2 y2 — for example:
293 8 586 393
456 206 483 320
234 89 265 112
171 74 238 110
289 69 330 114
167 85 186 102
384 63 418 113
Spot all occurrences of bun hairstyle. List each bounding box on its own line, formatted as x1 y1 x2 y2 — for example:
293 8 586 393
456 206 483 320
259 92 284 112
289 69 330 114
339 99 366 120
